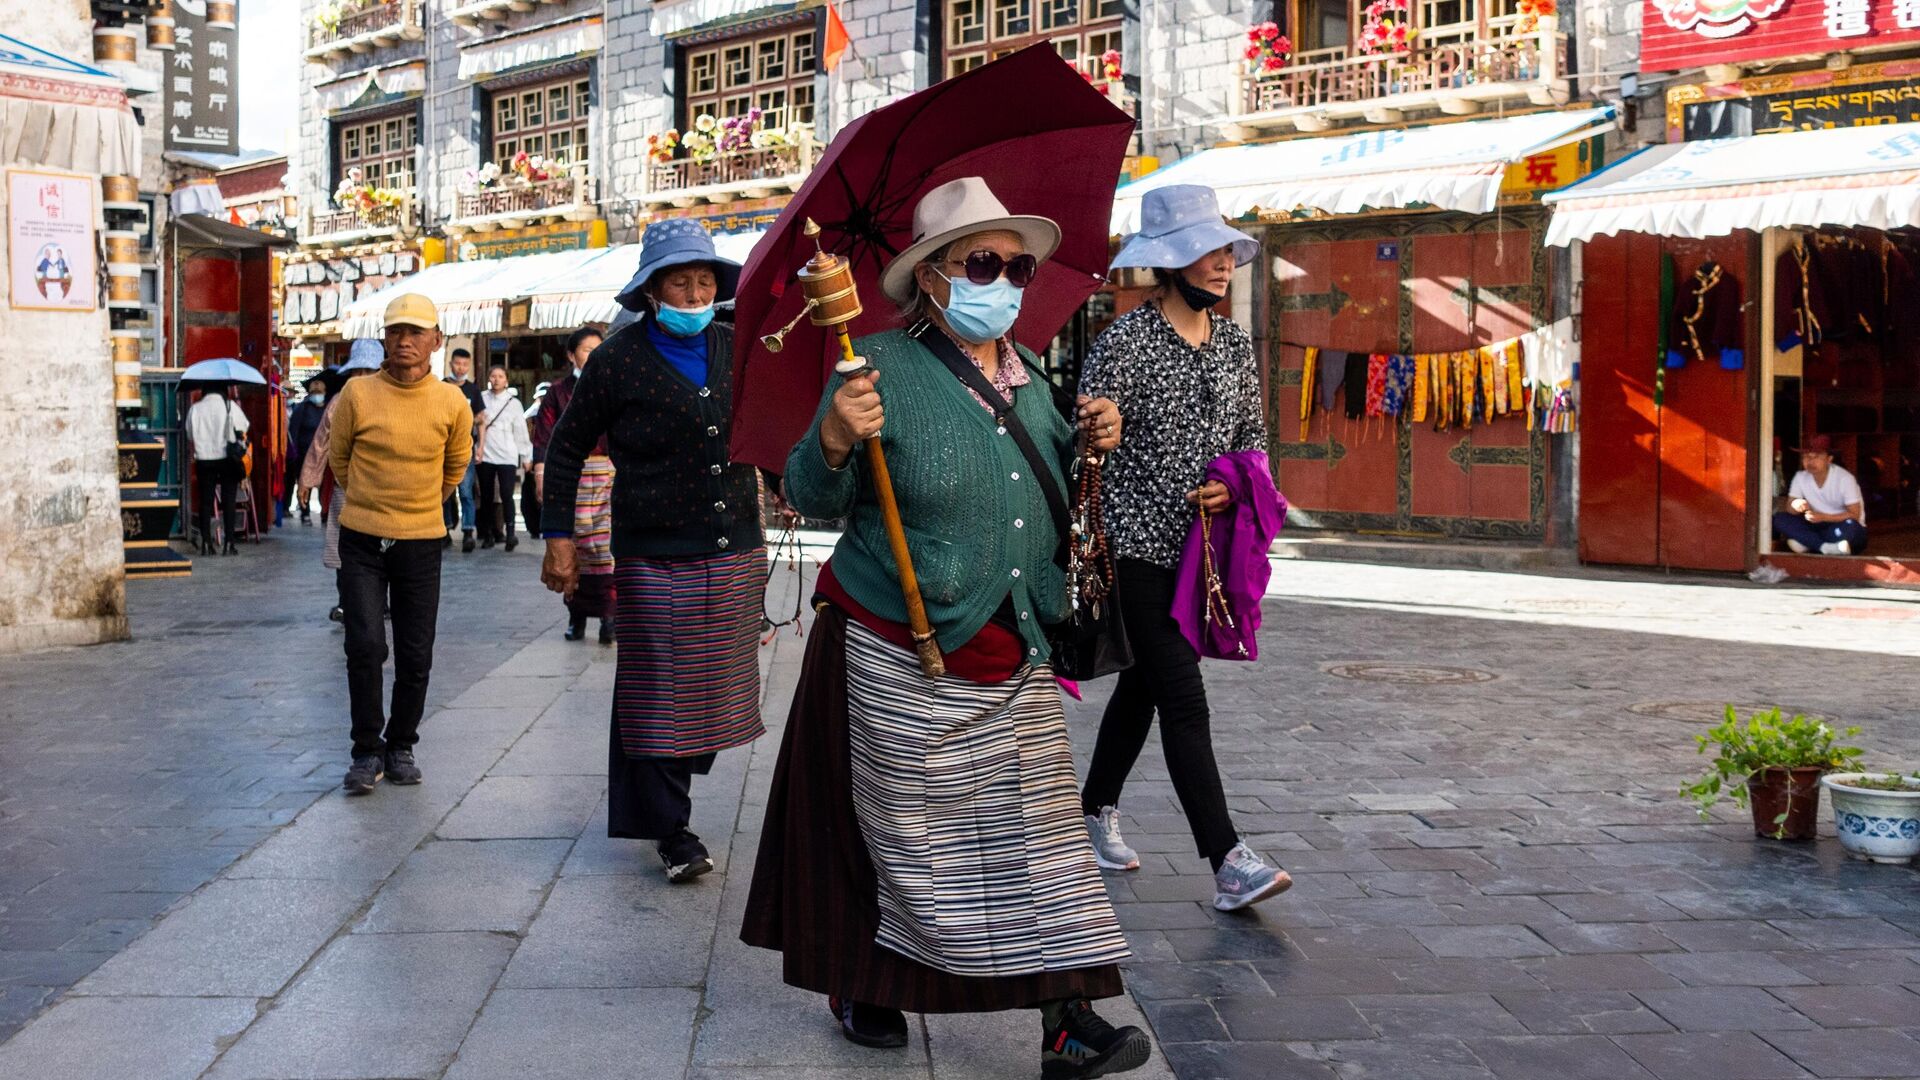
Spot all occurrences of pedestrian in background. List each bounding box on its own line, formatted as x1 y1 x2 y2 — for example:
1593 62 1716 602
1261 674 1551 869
442 347 484 552
186 383 247 556
540 220 764 883
328 294 473 794
1076 184 1290 913
285 377 326 526
475 365 531 551
531 327 614 643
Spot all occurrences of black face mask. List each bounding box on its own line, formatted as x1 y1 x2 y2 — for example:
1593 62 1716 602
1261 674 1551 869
1171 274 1227 312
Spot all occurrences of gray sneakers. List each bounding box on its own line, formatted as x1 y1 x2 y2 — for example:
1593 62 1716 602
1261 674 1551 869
1083 806 1139 871
1213 843 1291 911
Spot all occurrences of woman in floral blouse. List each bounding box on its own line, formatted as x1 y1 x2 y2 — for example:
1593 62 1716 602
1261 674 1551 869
1075 184 1292 913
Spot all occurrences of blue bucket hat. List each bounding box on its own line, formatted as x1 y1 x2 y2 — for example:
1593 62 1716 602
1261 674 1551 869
341 338 384 371
1112 184 1258 272
616 218 741 311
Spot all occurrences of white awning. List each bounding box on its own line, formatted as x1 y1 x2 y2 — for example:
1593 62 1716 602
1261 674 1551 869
457 17 603 82
342 248 610 339
1112 107 1615 232
522 230 767 331
650 0 800 38
0 33 139 176
315 60 426 114
1543 123 1920 247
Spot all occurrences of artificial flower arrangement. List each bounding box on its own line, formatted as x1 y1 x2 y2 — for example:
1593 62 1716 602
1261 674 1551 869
646 130 680 164
1356 0 1415 55
1244 22 1293 73
652 111 812 166
510 150 554 183
310 0 394 38
1067 49 1125 84
455 161 503 196
333 167 405 225
1516 0 1556 32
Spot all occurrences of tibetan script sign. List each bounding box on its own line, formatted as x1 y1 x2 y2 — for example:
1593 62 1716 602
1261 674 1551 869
163 0 238 154
1643 0 1920 72
1666 60 1920 139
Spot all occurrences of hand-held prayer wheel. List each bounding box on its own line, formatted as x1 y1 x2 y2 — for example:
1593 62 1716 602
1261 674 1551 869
765 219 945 678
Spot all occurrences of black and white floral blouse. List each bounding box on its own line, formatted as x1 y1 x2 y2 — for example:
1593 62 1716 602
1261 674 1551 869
1078 302 1266 569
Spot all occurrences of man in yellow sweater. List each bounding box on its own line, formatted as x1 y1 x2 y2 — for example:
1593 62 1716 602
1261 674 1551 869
329 294 475 794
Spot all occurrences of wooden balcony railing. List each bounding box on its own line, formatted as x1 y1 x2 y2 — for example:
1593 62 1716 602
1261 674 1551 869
646 140 818 203
307 0 422 56
305 189 416 242
454 174 597 222
1237 15 1565 126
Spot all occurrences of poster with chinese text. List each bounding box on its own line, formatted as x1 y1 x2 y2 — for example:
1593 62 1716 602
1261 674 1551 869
8 170 97 312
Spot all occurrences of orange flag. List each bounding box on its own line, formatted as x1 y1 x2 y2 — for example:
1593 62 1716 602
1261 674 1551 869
823 2 851 72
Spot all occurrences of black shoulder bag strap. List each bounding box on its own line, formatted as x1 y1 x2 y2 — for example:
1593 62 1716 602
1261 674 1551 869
909 322 1072 552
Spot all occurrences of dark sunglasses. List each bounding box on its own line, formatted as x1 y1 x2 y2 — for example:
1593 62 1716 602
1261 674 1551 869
945 250 1039 289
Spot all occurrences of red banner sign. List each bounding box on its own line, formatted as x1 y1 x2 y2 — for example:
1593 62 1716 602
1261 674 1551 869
1642 0 1920 72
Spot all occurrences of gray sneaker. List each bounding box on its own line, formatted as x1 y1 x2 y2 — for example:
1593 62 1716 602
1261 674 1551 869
1213 843 1291 911
1084 806 1139 871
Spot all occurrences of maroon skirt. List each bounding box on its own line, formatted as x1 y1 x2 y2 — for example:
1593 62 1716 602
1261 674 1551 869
738 605 1124 1014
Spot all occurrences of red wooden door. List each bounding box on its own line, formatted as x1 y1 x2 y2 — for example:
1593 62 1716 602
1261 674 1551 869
1578 232 1754 572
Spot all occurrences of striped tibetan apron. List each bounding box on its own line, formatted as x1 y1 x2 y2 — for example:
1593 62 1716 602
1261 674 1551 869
844 622 1130 978
611 548 766 759
567 456 616 620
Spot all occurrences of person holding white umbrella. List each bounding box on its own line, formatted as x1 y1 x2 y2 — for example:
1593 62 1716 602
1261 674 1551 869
179 359 269 557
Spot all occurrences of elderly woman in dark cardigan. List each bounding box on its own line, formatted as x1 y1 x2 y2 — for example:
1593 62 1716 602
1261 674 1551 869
740 177 1150 1080
540 219 765 884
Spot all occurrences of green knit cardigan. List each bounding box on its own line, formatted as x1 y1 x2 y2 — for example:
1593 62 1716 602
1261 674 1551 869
784 328 1074 662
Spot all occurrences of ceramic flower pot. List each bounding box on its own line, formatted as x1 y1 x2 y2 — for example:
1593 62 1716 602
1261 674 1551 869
1747 766 1824 840
1822 773 1920 864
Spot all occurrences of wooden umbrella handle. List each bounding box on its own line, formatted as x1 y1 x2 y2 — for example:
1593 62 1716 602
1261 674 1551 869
834 327 944 678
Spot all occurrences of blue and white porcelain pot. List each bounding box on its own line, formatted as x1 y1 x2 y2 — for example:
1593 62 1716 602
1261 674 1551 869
1822 773 1920 865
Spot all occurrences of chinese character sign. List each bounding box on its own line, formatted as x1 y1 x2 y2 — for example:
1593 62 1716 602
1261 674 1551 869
1643 0 1920 70
163 0 238 154
8 170 98 312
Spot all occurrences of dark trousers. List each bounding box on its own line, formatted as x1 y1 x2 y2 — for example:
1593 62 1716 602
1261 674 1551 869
520 470 542 537
193 459 239 545
338 526 443 757
476 462 518 541
1773 512 1868 555
1081 557 1239 865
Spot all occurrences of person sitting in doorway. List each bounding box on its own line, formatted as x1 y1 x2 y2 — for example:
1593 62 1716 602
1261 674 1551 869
1773 435 1867 556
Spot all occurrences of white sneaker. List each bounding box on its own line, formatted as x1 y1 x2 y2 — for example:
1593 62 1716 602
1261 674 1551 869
1213 843 1292 911
1786 539 1810 554
1819 541 1853 555
1084 806 1139 871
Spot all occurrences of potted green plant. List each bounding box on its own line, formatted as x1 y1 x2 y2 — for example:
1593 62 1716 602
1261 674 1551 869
1682 706 1862 840
1821 771 1920 864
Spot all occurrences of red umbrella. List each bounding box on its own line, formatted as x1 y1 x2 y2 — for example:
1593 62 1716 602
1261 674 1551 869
729 44 1136 472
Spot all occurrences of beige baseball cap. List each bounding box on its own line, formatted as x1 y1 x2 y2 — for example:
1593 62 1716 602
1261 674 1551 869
384 293 439 330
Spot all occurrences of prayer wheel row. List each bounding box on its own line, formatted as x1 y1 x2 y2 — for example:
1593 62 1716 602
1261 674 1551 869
208 2 236 31
112 331 143 409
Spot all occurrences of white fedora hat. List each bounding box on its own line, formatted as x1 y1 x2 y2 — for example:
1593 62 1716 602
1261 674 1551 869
880 176 1061 303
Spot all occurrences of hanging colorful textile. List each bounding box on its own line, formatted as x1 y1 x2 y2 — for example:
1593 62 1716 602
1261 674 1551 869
1411 349 1430 422
1298 346 1318 440
1489 345 1510 415
1382 354 1414 417
1667 259 1746 370
1364 353 1388 419
1342 352 1368 420
1504 340 1524 414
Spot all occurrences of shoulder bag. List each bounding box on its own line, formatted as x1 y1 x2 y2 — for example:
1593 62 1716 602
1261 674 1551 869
912 323 1133 680
223 400 252 480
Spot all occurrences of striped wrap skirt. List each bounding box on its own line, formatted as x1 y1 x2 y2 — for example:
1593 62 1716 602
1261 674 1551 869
611 549 766 759
567 456 615 621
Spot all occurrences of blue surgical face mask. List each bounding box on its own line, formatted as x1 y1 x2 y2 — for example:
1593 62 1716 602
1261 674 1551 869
308 391 325 405
935 271 1022 344
656 301 715 337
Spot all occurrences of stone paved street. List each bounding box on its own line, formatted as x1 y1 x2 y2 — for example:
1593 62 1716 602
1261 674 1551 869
1 527 1917 1079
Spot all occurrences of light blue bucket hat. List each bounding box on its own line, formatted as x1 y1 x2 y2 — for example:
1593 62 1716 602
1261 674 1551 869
341 338 385 371
1112 184 1258 271
616 217 741 310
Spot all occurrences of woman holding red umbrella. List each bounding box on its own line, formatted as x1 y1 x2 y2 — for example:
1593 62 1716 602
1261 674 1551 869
742 177 1149 1079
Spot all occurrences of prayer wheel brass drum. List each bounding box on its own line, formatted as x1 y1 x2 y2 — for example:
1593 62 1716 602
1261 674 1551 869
147 20 176 51
762 220 946 678
111 330 141 366
92 27 138 65
102 176 140 205
105 230 141 271
108 272 142 307
207 1 237 30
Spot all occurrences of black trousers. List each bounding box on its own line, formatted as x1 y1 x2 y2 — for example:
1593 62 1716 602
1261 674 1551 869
607 720 714 841
520 470 542 538
193 459 239 544
476 462 518 541
338 527 443 757
1081 557 1239 864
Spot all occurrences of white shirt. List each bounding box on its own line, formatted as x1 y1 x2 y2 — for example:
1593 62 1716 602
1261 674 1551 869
1789 464 1865 524
477 388 532 467
187 394 249 462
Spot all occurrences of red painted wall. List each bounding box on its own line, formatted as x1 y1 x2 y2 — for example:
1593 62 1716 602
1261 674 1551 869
1641 0 1920 73
1579 232 1755 572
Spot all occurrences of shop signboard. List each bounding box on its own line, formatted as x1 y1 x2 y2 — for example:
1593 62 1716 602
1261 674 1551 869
1666 58 1920 138
8 170 96 312
163 0 239 154
458 220 608 261
1643 0 1920 73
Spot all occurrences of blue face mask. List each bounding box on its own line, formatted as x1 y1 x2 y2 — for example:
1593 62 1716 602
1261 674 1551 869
935 272 1022 344
308 392 325 405
656 302 715 337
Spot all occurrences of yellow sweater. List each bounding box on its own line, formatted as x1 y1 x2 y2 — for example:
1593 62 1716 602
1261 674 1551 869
330 369 474 540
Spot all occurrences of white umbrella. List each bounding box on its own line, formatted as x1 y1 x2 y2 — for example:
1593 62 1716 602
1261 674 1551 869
179 358 268 385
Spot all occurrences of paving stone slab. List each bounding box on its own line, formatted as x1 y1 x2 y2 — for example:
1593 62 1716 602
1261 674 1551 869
498 874 721 989
1490 990 1673 1035
436 775 607 840
1632 986 1818 1032
1647 950 1818 987
0 996 257 1080
1347 993 1528 1038
1770 984 1920 1028
355 838 571 934
1613 1030 1815 1080
1465 1034 1658 1079
1214 993 1374 1040
1760 1028 1920 1078
444 987 697 1079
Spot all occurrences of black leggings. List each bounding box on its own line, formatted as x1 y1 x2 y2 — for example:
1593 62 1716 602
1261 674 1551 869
1080 557 1238 866
476 462 518 541
194 459 239 545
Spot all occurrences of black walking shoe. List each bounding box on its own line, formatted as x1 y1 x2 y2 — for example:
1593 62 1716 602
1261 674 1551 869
1041 1000 1151 1079
328 605 344 623
598 620 615 646
443 533 453 549
563 617 587 641
481 536 496 549
383 748 422 785
343 754 384 795
504 534 518 552
827 996 909 1049
658 830 712 883
461 529 475 553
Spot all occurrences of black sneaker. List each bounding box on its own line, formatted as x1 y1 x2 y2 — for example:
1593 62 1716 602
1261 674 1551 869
659 830 712 883
598 620 615 645
827 996 909 1049
461 530 475 553
504 534 518 552
328 605 344 623
481 536 496 549
343 754 384 795
384 748 422 785
1041 1000 1151 1079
